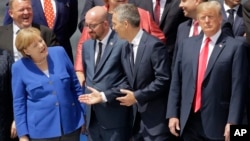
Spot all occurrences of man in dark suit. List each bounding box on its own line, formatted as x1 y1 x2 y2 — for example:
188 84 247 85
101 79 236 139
3 0 77 63
219 0 245 36
112 3 173 141
0 0 58 61
167 1 248 141
130 0 187 65
78 6 132 141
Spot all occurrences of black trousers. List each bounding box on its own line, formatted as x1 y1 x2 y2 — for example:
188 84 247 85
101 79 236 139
30 128 80 141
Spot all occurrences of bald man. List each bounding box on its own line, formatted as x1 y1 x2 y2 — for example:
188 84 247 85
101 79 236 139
78 6 132 141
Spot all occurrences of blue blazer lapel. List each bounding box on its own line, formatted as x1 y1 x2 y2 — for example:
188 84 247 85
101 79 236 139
192 35 203 81
204 33 226 79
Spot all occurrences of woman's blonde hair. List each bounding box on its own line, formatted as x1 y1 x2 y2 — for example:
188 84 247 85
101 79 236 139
15 27 41 58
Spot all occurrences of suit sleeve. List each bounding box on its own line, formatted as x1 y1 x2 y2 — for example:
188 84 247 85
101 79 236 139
11 63 29 137
3 2 13 25
166 39 184 118
228 41 248 124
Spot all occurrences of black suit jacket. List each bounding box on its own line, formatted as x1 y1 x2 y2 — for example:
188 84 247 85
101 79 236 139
0 49 18 141
0 23 58 57
121 31 171 136
131 0 188 61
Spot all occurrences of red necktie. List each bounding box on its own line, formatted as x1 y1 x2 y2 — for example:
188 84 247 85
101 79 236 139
193 20 199 36
193 37 211 112
44 0 55 29
154 0 160 25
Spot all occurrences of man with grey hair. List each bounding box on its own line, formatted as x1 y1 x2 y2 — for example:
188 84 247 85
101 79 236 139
112 3 174 141
167 1 247 141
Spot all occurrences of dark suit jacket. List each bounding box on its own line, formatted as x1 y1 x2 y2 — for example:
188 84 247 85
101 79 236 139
83 31 132 132
220 1 245 36
0 49 18 141
0 23 58 57
243 0 250 45
131 0 187 61
121 31 170 136
4 0 78 62
167 32 248 140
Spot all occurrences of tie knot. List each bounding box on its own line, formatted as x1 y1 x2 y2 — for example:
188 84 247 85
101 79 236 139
98 42 103 47
205 37 211 43
193 20 199 26
227 9 235 15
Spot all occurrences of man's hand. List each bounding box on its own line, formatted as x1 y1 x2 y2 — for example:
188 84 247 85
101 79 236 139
78 86 102 105
224 123 231 141
10 120 17 139
116 89 136 106
169 117 180 137
19 135 29 141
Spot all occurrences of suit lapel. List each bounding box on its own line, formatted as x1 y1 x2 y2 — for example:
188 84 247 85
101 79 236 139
233 5 243 34
132 32 147 85
160 0 172 26
3 24 14 55
192 35 203 81
88 40 95 77
33 0 47 25
94 31 116 74
204 34 226 79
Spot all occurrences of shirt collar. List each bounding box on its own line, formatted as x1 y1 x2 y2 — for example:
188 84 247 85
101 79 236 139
203 29 221 44
131 29 144 46
97 28 112 46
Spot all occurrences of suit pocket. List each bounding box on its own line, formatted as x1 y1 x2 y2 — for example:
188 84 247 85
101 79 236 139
26 83 44 99
60 74 71 86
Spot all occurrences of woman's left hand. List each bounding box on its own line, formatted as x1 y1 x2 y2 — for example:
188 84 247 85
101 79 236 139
10 120 17 139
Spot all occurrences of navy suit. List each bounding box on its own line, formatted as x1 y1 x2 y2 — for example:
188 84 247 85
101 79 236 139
4 0 78 63
220 1 245 36
167 32 248 140
121 31 171 140
131 0 187 64
83 31 132 141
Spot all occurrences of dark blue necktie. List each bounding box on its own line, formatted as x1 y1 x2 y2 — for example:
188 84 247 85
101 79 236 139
130 43 134 69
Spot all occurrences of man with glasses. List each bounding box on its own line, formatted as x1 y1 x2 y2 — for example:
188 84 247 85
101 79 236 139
78 6 132 141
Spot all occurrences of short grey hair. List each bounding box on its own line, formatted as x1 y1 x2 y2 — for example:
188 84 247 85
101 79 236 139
113 3 140 27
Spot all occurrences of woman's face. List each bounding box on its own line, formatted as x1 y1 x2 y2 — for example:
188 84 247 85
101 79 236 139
24 36 48 62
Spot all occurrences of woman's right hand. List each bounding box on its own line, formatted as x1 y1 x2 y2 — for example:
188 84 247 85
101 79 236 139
19 135 29 141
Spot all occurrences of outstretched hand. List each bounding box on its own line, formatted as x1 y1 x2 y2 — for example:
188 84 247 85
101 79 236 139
78 86 103 105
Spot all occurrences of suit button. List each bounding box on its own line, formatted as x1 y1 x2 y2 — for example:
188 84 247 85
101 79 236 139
72 103 75 106
92 81 96 85
49 81 53 84
52 91 56 95
55 102 59 106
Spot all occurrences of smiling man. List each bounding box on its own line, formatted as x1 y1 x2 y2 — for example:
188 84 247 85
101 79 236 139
0 0 58 61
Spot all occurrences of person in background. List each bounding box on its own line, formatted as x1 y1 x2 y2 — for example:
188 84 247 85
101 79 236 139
3 0 77 63
130 0 188 66
0 48 16 141
78 0 105 32
75 0 165 87
78 6 132 141
12 27 85 141
0 0 58 62
167 1 248 141
112 3 173 141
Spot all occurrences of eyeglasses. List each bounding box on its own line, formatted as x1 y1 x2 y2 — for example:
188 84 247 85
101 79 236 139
85 21 104 30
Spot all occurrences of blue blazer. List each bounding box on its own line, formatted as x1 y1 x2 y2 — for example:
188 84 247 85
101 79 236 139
167 33 248 139
121 31 170 136
4 0 78 62
11 47 84 139
83 31 132 130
